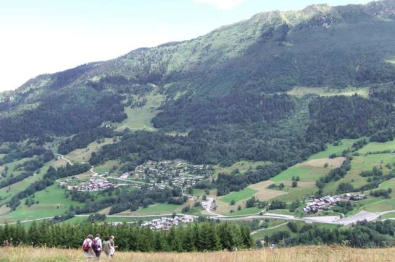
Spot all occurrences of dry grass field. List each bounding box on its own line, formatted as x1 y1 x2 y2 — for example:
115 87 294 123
248 181 287 201
65 138 114 163
300 157 345 169
0 246 393 262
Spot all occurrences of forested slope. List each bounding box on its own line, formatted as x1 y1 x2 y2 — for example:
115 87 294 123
0 0 394 221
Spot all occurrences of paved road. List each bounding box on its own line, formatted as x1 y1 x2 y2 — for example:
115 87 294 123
3 210 394 228
75 214 186 219
304 210 395 225
213 210 395 225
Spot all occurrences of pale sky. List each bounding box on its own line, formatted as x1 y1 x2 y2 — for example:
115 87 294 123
0 0 371 91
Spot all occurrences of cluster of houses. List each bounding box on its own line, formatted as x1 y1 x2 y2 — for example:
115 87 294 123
59 176 115 192
128 160 211 190
57 159 212 193
304 193 365 213
141 215 196 230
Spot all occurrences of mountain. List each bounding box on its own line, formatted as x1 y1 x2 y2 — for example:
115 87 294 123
0 1 394 229
1 0 395 139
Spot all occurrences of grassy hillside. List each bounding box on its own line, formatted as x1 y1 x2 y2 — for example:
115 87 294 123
215 138 395 216
0 246 393 262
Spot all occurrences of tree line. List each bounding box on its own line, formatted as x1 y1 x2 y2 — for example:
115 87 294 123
307 95 394 142
68 186 187 215
57 127 114 155
264 220 394 248
0 221 253 252
0 86 126 142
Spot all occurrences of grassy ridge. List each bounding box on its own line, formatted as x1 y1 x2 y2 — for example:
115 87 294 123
0 246 393 262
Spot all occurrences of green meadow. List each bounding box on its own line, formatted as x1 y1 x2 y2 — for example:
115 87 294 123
271 166 327 182
357 139 395 154
220 188 257 204
308 139 357 160
0 185 81 222
134 203 182 214
116 92 164 131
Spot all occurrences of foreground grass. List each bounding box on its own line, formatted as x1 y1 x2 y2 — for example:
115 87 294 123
0 246 393 262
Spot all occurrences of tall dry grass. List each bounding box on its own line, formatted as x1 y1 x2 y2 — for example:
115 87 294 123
0 246 393 262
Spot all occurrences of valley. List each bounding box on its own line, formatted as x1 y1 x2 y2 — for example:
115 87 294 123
0 0 394 253
0 136 393 247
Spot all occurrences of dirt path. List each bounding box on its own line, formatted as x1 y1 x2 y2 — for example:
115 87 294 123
55 154 73 166
250 222 289 235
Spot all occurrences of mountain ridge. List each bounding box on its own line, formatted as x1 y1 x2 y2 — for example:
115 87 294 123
3 0 395 103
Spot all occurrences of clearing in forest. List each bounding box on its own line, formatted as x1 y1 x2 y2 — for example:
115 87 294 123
116 92 165 131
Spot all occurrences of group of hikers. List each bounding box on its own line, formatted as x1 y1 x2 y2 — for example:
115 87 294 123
82 234 117 259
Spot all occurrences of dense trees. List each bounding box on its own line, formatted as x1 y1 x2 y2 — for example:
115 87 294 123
0 87 126 142
58 127 114 155
0 221 253 252
307 96 394 141
370 189 392 199
0 172 33 189
265 221 394 248
68 187 186 215
153 93 295 130
0 144 52 165
89 127 316 169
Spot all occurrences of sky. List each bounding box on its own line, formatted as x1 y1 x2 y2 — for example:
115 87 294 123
0 0 372 91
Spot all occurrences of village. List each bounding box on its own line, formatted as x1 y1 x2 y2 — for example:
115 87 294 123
58 173 120 192
126 160 212 191
57 160 212 193
303 193 365 213
141 215 197 230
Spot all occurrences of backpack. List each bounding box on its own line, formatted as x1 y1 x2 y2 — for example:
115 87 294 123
92 239 100 251
82 239 90 252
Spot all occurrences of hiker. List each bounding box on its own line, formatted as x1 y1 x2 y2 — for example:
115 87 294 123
102 236 112 258
109 235 117 258
82 234 95 259
92 234 103 259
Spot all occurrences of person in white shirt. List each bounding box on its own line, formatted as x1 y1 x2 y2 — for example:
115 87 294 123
93 234 103 259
